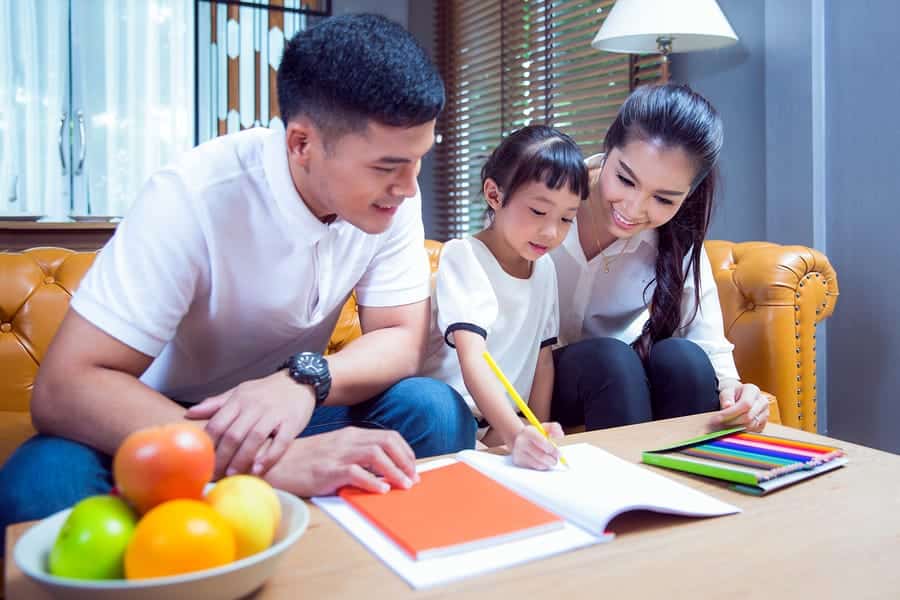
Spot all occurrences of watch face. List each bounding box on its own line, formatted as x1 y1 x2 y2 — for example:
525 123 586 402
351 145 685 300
295 352 328 377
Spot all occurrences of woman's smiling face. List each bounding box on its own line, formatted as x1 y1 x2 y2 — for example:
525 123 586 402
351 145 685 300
594 138 698 240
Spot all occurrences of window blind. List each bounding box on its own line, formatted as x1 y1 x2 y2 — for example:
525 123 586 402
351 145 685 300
434 0 664 240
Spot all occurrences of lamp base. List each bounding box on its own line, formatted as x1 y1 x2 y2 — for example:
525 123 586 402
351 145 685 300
656 36 672 83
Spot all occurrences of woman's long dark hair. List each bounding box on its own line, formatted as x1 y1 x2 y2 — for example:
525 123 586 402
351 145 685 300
602 84 723 362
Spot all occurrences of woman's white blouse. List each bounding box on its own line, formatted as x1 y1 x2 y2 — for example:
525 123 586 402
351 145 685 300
549 214 740 383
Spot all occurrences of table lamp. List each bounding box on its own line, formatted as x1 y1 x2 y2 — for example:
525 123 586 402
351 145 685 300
591 0 739 80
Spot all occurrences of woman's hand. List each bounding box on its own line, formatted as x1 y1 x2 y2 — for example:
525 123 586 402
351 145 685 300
711 380 769 432
510 422 564 470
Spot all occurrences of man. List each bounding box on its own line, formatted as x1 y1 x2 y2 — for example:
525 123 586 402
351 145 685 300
0 14 475 543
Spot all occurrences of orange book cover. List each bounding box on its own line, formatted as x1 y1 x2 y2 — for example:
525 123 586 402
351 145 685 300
339 461 565 560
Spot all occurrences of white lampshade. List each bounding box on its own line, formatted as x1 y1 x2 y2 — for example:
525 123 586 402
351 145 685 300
592 0 738 54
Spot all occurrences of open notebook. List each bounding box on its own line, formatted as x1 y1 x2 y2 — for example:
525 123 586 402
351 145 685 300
313 443 740 589
642 427 848 495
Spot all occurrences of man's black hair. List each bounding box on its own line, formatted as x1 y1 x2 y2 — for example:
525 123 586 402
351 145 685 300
276 13 445 142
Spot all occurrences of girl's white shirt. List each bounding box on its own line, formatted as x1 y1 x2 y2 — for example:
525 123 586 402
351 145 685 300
421 237 559 428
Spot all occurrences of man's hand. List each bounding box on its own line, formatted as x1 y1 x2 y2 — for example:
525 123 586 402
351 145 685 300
264 428 419 496
185 371 313 477
710 380 769 433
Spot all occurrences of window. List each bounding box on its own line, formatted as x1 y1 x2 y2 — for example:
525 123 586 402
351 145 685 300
433 0 664 240
195 0 331 145
1 0 194 221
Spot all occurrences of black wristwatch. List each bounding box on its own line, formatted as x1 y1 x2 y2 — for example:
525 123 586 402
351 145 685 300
281 352 332 407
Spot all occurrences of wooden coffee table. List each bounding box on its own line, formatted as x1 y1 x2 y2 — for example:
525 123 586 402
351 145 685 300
7 414 900 599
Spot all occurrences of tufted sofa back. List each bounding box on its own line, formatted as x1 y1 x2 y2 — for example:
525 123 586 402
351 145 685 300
0 239 838 459
0 249 96 460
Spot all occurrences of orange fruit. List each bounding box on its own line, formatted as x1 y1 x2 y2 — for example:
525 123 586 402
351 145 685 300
114 424 215 514
124 499 236 579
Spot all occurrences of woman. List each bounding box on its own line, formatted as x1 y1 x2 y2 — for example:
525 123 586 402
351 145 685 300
549 83 770 432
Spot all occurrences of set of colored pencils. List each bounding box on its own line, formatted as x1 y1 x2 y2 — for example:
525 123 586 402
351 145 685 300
680 432 844 482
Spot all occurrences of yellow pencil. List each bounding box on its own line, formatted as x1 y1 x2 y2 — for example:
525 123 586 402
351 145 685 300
482 350 569 467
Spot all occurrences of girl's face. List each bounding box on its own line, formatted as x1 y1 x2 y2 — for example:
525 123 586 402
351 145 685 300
594 139 697 241
486 179 581 266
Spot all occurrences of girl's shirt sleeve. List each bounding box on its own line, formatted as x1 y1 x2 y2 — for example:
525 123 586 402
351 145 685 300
434 239 499 347
540 263 560 349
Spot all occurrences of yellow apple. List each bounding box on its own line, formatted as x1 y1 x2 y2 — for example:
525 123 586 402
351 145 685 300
205 475 281 559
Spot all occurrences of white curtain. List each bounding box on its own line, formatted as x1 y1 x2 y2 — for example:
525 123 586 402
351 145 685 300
0 0 69 218
72 0 194 218
0 0 194 221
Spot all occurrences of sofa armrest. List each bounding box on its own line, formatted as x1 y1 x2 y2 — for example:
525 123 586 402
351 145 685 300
761 390 781 425
705 241 839 431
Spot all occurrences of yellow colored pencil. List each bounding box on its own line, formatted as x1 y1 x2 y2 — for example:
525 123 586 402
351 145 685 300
482 350 569 467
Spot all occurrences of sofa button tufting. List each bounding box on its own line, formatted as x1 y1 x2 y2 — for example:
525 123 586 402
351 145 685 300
0 323 11 333
44 276 55 284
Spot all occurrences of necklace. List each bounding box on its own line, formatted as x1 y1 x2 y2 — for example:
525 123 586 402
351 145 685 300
601 238 629 273
586 187 629 273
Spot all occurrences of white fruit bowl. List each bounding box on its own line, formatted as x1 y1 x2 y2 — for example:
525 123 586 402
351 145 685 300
13 488 309 600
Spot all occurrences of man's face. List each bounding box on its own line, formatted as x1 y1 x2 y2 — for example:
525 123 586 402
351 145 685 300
287 119 436 234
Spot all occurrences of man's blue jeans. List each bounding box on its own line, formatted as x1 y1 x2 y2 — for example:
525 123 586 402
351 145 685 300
0 377 475 552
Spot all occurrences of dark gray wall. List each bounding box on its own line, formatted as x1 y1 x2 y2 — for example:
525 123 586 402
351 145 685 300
670 0 766 243
333 0 439 238
333 0 407 25
407 0 438 240
763 0 815 248
825 1 900 453
763 0 828 430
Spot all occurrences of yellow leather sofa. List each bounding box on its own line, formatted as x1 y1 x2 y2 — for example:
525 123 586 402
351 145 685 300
0 240 838 470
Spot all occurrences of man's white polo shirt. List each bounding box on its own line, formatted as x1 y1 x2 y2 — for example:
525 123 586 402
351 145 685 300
70 122 431 404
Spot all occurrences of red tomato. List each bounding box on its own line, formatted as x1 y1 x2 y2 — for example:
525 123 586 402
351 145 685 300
113 424 215 514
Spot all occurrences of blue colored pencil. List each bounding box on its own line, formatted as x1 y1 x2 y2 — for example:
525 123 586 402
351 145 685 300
709 440 813 463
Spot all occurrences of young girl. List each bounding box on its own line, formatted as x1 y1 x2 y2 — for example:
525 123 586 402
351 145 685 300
420 125 589 470
550 83 770 433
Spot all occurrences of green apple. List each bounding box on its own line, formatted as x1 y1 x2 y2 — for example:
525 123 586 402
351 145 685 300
48 495 138 579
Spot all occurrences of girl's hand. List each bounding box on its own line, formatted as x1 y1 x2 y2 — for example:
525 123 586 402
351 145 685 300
510 423 563 470
711 381 769 433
